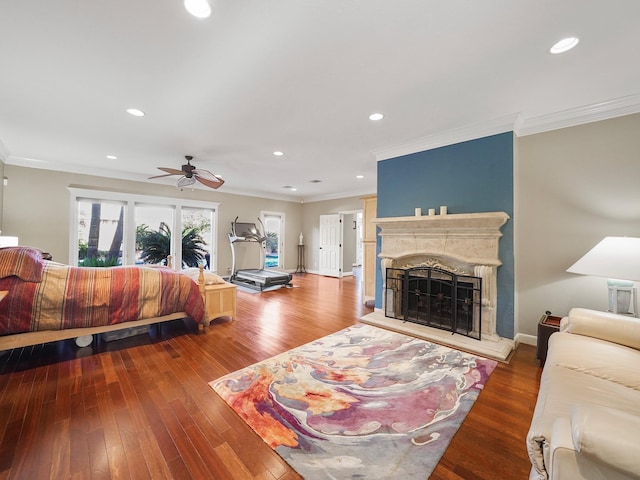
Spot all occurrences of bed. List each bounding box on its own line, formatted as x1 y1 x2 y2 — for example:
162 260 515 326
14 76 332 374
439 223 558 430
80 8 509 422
0 246 236 351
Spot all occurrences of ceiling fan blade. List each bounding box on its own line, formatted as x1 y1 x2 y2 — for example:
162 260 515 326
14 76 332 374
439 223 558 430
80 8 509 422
195 174 224 189
148 172 176 179
192 168 219 180
157 167 184 175
150 161 224 189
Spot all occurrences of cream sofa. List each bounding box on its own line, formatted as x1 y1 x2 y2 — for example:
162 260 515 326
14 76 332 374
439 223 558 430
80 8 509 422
527 308 640 480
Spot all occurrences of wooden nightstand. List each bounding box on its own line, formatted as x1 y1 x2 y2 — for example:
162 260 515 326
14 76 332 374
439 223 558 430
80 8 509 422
537 311 562 365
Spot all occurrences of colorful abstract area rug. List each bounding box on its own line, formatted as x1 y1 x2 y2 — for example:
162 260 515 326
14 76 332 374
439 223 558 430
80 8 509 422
210 323 497 479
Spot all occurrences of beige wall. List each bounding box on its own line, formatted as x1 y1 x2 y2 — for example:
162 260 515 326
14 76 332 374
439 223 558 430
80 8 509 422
2 165 303 272
515 113 640 336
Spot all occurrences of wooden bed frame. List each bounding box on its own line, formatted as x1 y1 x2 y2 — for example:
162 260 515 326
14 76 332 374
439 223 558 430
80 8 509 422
0 265 237 351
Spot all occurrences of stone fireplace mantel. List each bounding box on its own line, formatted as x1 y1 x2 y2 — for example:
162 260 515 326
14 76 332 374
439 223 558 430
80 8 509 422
360 211 514 360
374 211 508 231
374 212 509 266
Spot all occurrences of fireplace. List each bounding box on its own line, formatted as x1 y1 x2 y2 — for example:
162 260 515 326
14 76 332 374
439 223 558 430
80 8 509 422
385 266 482 339
360 211 514 360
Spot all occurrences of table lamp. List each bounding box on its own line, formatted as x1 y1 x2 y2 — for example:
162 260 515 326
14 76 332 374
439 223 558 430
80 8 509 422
567 236 640 317
0 236 19 247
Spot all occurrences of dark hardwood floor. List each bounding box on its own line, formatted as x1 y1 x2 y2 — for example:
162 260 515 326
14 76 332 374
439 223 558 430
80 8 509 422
0 271 540 479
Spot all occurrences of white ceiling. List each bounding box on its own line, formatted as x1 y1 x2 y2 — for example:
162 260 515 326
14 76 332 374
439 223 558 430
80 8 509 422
1 1 639 202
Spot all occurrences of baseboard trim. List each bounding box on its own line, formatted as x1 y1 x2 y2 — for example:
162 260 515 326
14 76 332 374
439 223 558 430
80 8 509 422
515 332 537 347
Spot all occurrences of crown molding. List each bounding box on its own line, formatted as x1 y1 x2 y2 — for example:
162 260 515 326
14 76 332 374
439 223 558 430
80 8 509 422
372 114 519 161
515 93 640 136
301 187 377 204
4 156 344 204
372 93 640 161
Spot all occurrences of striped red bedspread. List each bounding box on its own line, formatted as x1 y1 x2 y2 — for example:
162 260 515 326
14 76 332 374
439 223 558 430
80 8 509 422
0 247 205 336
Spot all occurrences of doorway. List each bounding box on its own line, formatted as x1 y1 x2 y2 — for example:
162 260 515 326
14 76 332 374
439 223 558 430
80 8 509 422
261 211 284 269
318 210 363 278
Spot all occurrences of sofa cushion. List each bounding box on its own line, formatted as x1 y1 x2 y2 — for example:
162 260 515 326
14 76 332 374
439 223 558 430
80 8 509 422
546 332 640 391
565 307 640 350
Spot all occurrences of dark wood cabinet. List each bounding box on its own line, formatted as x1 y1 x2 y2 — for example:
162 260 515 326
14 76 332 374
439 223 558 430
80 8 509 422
537 312 562 365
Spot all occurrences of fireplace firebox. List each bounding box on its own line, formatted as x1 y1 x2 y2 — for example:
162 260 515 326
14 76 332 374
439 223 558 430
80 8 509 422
385 267 482 340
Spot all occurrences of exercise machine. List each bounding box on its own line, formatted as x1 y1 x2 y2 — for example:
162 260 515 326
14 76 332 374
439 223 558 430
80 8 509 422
228 217 292 291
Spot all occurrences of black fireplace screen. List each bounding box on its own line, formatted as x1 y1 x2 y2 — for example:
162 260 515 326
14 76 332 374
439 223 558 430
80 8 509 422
385 266 482 340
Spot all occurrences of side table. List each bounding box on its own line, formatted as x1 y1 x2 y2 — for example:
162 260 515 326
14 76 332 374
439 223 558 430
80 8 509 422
295 244 306 274
537 311 561 365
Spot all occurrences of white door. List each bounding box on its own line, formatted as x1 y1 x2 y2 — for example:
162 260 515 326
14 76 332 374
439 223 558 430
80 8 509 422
319 214 343 277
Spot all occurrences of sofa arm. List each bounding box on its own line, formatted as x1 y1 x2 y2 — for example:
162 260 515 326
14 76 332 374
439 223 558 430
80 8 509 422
570 404 640 479
566 308 640 350
549 417 578 480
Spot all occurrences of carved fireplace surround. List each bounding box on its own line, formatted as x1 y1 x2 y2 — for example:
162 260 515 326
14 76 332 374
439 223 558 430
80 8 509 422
360 211 514 360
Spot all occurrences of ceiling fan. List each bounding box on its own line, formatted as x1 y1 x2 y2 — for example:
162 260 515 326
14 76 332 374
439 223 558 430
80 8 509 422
149 155 224 189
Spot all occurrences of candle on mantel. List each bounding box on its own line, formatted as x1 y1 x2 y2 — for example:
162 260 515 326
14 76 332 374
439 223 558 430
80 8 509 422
428 208 436 216
440 206 448 215
415 208 422 216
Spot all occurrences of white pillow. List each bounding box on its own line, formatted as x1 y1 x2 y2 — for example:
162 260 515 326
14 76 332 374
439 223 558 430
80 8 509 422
181 267 226 285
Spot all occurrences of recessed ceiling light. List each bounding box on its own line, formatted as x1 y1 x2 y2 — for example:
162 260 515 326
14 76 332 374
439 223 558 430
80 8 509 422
126 108 145 117
369 113 384 121
106 155 117 160
273 151 284 156
290 188 297 192
356 175 364 179
184 0 211 18
550 37 579 54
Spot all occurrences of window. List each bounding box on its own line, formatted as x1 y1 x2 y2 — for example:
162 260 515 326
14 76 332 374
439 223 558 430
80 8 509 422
76 199 125 266
182 207 215 270
69 188 219 271
261 211 284 269
135 204 175 266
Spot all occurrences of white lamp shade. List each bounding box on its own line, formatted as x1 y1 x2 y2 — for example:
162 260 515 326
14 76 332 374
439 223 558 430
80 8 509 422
0 236 19 247
567 237 640 282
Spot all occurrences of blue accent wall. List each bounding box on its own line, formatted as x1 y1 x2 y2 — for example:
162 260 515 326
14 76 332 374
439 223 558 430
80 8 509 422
376 132 514 338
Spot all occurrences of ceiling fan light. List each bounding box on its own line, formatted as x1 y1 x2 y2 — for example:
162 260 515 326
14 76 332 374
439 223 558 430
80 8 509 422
184 0 211 18
177 176 196 188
